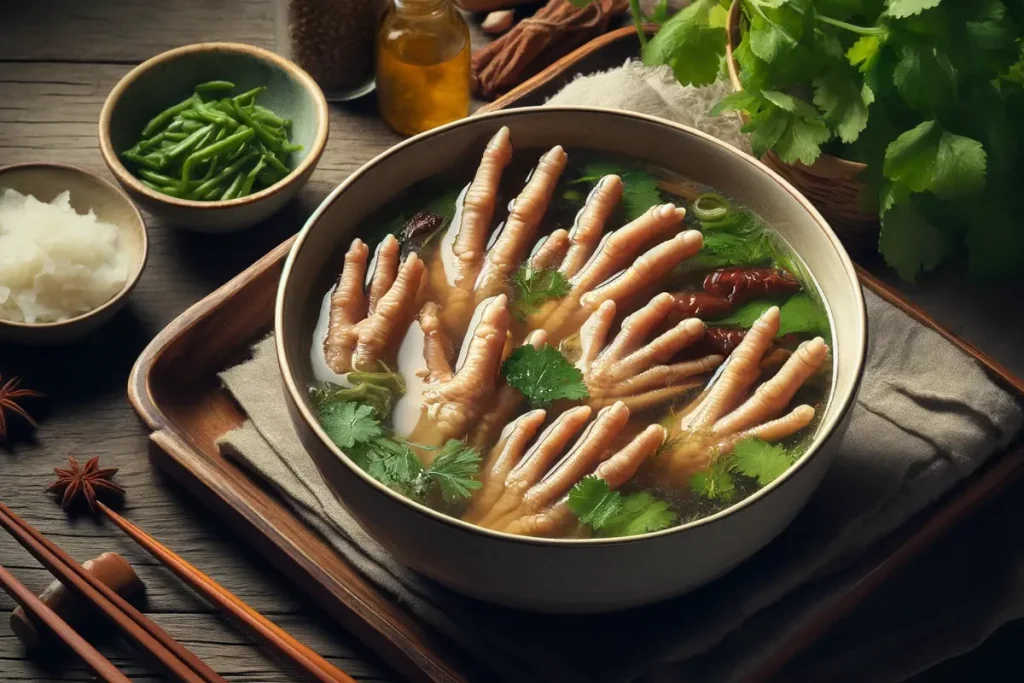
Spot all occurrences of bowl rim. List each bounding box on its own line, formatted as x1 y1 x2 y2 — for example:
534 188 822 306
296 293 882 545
0 161 150 330
276 106 868 547
97 41 330 210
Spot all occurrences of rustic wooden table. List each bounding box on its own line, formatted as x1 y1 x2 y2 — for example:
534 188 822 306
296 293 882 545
2 2 1023 682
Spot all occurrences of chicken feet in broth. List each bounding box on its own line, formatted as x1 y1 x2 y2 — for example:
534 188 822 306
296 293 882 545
428 127 568 337
648 307 827 488
310 129 834 538
324 235 424 374
576 294 723 411
465 403 665 537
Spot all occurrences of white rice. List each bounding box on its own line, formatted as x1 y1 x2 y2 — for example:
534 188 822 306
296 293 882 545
0 188 129 324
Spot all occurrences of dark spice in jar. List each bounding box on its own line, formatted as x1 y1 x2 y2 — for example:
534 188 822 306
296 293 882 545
286 0 381 94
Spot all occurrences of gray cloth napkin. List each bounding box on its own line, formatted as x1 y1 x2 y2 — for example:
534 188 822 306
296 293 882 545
217 288 1021 683
215 62 1023 681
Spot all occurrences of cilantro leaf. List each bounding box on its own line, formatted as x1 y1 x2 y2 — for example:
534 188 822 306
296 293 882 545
885 0 943 19
730 437 797 486
501 344 589 409
812 69 874 144
567 476 622 529
602 492 678 536
689 460 736 502
417 440 483 502
893 44 956 112
847 34 884 73
748 6 804 64
317 401 383 450
884 121 987 200
510 266 570 321
760 91 831 165
774 116 831 166
359 438 424 492
713 299 775 328
709 293 830 338
778 293 831 337
566 476 677 537
573 163 662 222
642 0 726 86
879 197 950 282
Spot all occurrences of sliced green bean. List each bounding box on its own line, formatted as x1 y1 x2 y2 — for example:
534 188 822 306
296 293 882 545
165 123 214 161
252 106 288 127
220 171 247 200
180 127 254 187
195 80 236 94
260 149 290 175
122 149 166 171
239 157 266 196
141 94 197 137
139 169 180 185
194 99 239 129
200 157 219 182
232 86 266 105
230 101 282 152
142 179 185 197
180 119 204 133
193 152 258 196
280 142 303 153
166 120 185 133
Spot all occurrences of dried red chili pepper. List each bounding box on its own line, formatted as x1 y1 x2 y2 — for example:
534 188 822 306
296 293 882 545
703 268 800 305
669 291 732 320
400 211 444 244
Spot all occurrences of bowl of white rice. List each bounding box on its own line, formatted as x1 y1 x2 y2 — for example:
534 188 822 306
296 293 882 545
0 163 148 345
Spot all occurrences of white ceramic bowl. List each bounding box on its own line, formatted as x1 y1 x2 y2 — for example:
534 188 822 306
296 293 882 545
0 163 148 345
276 108 867 613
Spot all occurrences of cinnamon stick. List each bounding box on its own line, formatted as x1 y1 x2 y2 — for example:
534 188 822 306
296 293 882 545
472 0 629 99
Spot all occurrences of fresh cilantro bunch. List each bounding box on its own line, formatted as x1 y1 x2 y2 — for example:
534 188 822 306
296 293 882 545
317 400 483 504
575 0 1024 280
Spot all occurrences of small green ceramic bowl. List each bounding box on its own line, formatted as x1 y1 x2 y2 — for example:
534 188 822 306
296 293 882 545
99 42 329 233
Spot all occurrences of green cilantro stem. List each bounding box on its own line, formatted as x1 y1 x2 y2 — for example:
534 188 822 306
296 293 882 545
628 0 648 48
814 14 884 37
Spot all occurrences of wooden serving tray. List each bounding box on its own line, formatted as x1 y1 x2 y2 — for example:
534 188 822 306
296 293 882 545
129 27 1024 683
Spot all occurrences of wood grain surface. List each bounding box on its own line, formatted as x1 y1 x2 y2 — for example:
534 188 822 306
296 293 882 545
2 3 1024 682
0 2 488 680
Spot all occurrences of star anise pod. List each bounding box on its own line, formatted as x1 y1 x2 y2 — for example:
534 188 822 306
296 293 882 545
0 375 43 441
47 456 125 513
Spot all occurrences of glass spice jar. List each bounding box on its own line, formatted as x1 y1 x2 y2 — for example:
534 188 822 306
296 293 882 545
274 0 385 101
376 0 471 136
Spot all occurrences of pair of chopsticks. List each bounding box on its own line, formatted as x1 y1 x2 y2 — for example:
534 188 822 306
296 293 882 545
0 501 355 683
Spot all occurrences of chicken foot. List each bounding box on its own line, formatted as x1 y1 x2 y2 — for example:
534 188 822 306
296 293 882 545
464 402 666 537
324 235 425 374
648 307 829 486
428 126 568 337
576 294 724 412
526 175 702 342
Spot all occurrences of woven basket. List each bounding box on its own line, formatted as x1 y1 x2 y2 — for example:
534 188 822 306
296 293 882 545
725 1 879 253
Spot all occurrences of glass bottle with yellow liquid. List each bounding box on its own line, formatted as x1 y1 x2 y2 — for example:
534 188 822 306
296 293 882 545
376 0 471 137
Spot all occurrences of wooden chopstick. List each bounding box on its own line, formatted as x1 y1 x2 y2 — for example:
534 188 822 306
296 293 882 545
0 502 226 683
98 502 357 683
0 561 131 683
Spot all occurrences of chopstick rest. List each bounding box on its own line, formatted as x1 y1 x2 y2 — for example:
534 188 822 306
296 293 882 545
0 561 130 683
10 552 144 650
